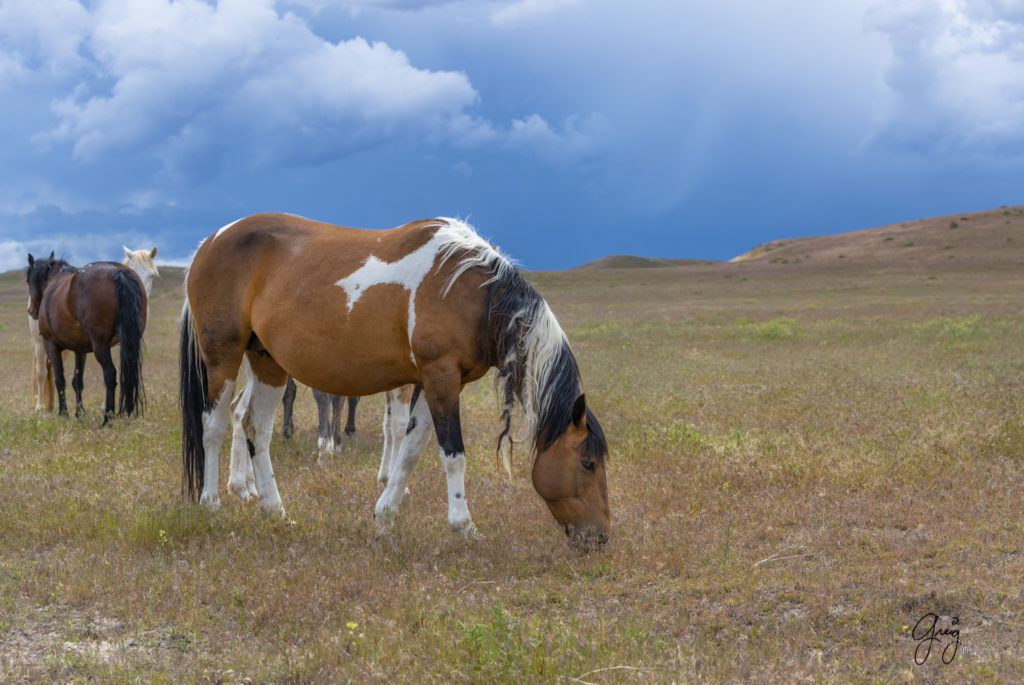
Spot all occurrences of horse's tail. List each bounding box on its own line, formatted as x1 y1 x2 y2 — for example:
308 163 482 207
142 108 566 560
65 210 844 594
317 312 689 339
179 300 208 501
113 269 146 417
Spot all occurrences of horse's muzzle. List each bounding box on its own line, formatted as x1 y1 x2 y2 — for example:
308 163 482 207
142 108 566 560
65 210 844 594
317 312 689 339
568 524 610 551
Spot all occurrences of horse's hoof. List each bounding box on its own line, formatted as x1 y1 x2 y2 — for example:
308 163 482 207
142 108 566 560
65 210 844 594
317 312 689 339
281 426 294 439
228 481 251 501
452 519 481 541
373 509 396 538
198 493 221 510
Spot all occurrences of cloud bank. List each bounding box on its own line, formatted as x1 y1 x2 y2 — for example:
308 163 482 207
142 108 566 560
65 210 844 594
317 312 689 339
867 0 1024 156
7 0 598 182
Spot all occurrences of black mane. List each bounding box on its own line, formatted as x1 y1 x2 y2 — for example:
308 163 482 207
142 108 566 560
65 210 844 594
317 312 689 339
485 268 608 462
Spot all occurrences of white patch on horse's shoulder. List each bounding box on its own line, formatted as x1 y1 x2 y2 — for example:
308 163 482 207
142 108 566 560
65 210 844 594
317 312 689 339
334 230 451 345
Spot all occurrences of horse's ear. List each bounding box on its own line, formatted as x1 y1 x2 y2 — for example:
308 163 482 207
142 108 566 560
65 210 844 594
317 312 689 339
28 253 34 267
150 246 158 258
571 393 587 430
48 251 54 260
123 245 131 257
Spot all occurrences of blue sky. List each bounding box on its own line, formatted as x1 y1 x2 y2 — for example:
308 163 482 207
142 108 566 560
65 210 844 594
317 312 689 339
2 0 1023 271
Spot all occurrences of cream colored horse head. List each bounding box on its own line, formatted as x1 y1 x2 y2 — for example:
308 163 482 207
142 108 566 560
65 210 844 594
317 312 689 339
122 245 159 295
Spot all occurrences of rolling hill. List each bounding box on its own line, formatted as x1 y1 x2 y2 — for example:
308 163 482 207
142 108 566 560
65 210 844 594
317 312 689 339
573 205 1024 271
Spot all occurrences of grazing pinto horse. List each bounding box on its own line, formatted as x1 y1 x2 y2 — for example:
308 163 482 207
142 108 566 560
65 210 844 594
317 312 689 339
180 213 610 546
27 253 147 425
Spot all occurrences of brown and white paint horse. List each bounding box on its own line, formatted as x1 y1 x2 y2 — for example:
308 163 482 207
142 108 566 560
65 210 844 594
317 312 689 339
180 213 610 546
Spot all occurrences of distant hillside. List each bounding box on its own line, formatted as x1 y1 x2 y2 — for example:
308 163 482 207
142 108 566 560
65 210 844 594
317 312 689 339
731 205 1024 267
573 255 719 269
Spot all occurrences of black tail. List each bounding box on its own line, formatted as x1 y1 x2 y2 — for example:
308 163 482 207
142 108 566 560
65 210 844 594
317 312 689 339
179 303 208 501
113 269 146 417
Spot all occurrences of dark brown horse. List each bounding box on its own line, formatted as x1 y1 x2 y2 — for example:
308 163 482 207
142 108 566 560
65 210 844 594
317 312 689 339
27 253 147 425
180 212 609 547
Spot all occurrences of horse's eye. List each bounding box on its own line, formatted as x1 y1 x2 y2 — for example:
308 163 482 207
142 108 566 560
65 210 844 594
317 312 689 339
581 459 596 473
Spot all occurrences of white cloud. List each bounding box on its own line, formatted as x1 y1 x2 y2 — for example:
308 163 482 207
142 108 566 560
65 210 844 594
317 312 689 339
0 0 91 80
866 0 1024 155
0 231 166 273
35 0 480 171
491 0 584 25
14 0 591 178
506 112 610 163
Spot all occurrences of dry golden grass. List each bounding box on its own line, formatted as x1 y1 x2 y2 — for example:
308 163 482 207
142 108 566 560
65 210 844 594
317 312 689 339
0 214 1022 682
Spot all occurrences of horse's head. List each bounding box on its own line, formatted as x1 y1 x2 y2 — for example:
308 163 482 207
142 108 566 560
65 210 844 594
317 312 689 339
25 251 58 319
122 245 159 294
532 393 610 549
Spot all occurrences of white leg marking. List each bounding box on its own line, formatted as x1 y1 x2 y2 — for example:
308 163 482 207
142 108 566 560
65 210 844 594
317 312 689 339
199 381 235 509
247 378 288 518
378 389 410 486
440 449 477 538
373 396 432 537
227 374 258 500
317 435 335 466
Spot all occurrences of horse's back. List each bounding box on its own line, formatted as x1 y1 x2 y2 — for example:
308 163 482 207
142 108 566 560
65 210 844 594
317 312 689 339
187 213 492 395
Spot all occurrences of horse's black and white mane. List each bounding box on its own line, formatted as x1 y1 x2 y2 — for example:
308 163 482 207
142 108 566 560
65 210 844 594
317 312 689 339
434 218 608 465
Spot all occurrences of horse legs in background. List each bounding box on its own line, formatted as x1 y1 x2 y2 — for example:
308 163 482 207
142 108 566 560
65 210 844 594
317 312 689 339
91 342 118 426
71 352 87 418
313 388 344 465
44 339 69 416
28 309 55 411
289 380 358 464
281 376 297 438
344 396 359 436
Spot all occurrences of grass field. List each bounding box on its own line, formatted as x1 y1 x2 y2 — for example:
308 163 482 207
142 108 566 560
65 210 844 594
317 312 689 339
1 211 1023 682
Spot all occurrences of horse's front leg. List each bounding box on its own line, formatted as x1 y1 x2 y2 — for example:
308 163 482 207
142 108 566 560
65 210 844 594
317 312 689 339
44 341 69 416
425 382 477 539
92 343 117 425
374 387 432 537
71 352 87 418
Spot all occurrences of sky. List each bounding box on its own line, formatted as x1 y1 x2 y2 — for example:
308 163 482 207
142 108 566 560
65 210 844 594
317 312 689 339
1 0 1023 271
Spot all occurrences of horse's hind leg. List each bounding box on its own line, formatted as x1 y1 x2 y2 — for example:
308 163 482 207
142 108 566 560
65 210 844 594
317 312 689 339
245 351 289 517
44 341 69 416
228 359 258 501
92 343 117 425
71 352 87 418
